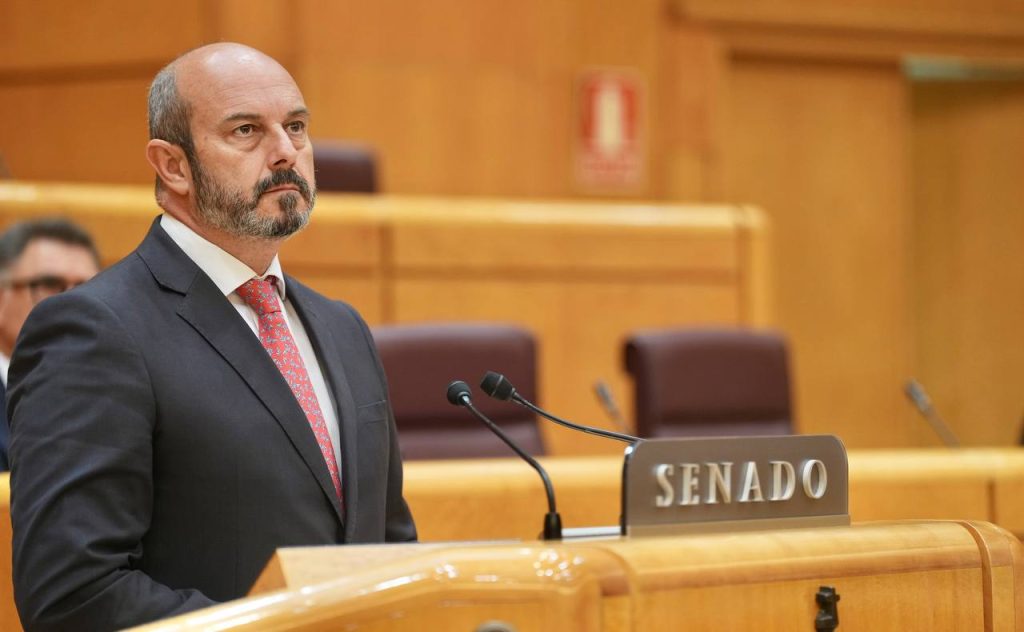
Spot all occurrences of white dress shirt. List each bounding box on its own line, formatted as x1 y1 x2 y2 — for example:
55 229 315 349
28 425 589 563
159 214 342 470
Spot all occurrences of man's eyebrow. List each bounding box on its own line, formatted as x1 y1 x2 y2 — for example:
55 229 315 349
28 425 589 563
220 108 310 126
222 112 259 124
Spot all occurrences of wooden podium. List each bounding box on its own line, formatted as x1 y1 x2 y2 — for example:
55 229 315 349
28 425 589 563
128 520 1023 631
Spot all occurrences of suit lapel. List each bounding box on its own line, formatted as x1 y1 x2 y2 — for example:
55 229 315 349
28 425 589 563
286 281 360 540
136 219 345 524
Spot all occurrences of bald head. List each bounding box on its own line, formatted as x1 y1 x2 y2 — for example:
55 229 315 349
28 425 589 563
148 44 298 154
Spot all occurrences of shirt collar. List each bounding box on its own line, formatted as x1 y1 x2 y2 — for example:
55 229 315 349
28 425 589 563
159 213 287 299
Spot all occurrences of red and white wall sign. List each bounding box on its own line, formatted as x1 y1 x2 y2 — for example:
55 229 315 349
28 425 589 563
575 68 645 191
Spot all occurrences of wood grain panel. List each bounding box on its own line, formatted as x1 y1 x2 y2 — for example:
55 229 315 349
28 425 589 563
911 81 1024 446
123 521 1021 631
404 457 623 541
400 449 1024 543
0 183 760 455
294 0 662 198
675 0 1024 38
721 58 919 448
0 1 202 72
0 79 153 184
393 279 740 455
388 205 740 273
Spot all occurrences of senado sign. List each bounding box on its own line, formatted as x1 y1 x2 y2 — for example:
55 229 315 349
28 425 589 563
622 435 849 536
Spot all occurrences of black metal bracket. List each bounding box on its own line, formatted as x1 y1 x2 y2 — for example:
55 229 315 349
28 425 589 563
815 585 841 631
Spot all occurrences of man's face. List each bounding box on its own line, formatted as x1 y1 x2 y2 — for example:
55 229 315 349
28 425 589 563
182 51 317 240
0 238 100 355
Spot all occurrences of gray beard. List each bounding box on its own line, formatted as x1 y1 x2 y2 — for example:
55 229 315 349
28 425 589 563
190 158 316 240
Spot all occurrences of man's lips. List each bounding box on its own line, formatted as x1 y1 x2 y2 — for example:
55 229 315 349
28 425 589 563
265 185 300 194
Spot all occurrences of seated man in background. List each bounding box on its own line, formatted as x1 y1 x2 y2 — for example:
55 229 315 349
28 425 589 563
8 42 416 632
0 218 100 470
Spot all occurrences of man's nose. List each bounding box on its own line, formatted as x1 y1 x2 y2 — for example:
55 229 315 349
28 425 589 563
267 126 299 169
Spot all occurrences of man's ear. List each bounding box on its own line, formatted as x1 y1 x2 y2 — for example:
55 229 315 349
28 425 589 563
146 140 191 196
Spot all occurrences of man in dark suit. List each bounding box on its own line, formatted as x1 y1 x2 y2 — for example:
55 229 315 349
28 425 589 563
0 218 101 471
8 43 416 631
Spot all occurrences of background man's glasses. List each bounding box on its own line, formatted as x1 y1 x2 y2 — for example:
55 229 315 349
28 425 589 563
2 275 87 303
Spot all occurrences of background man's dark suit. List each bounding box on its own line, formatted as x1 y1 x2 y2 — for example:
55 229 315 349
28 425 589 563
0 382 8 470
8 218 416 631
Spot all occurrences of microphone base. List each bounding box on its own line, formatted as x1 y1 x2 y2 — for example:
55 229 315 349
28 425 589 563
542 512 563 540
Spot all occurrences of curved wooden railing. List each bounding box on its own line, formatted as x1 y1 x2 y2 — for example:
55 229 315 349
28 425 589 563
0 181 770 457
124 520 1023 630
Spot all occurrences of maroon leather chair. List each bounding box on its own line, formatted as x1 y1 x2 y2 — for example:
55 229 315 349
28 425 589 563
624 327 794 438
372 322 545 460
312 140 378 193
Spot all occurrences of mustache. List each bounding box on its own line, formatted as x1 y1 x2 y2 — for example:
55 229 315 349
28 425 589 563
253 169 314 203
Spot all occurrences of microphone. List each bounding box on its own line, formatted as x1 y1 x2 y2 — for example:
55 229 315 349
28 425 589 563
593 379 628 433
446 381 562 540
480 371 638 444
904 379 960 447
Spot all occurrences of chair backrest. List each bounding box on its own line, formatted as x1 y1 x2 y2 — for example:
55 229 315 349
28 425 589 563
372 323 544 460
624 327 794 438
312 141 378 193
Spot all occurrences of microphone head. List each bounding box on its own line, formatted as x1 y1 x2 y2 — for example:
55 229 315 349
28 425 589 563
904 379 932 410
446 381 473 406
480 371 516 401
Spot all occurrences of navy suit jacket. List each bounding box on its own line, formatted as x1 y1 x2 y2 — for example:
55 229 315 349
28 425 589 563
8 219 416 631
0 380 8 471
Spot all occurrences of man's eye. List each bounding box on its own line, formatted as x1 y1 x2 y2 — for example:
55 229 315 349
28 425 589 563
235 124 255 136
287 121 306 134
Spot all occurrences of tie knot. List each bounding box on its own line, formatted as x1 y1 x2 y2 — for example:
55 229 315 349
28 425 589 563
237 276 281 316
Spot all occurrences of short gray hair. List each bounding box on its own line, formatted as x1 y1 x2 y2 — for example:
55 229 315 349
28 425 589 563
148 63 196 194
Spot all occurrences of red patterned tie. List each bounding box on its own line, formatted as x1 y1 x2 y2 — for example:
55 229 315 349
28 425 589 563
237 276 343 502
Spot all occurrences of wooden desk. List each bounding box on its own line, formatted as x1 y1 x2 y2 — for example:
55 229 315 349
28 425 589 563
848 448 1024 532
0 181 770 456
126 520 1024 631
403 448 1024 541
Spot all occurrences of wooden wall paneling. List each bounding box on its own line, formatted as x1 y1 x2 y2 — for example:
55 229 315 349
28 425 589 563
0 185 759 456
202 0 298 66
674 0 1024 39
720 57 921 448
657 21 730 201
392 278 740 455
384 201 750 455
0 182 161 264
0 1 209 186
0 79 155 184
278 196 386 321
911 81 1024 446
293 0 664 198
401 449 1024 542
294 0 574 197
0 1 204 72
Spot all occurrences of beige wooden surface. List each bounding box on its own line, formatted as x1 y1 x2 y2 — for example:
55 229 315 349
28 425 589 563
123 520 1023 631
0 181 765 456
400 448 1024 542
